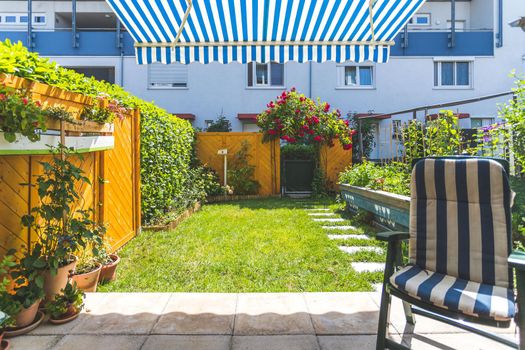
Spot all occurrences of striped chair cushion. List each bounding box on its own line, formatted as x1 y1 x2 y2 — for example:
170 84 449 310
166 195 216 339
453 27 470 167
409 158 513 289
391 265 515 321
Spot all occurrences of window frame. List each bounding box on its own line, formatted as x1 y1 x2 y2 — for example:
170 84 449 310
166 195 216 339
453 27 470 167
336 64 376 90
246 62 285 89
433 58 473 90
408 13 431 27
147 63 189 90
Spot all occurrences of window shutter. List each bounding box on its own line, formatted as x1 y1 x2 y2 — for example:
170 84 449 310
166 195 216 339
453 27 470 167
148 63 188 87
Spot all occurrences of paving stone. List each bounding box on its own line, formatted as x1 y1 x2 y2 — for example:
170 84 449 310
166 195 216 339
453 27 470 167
322 225 357 231
142 335 231 350
304 293 382 335
351 262 384 273
70 293 171 335
373 284 383 293
234 293 315 335
53 335 146 350
232 335 319 350
8 335 61 350
304 208 331 211
318 335 378 350
152 293 237 335
308 213 336 217
327 234 370 240
338 246 383 255
313 218 344 223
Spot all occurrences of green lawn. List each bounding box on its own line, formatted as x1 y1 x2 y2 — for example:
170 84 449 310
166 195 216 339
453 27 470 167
99 198 383 292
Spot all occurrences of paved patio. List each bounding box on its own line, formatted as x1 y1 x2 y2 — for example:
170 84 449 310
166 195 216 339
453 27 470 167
10 292 517 350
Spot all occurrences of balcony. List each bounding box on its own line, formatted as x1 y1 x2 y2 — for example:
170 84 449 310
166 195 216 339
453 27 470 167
0 30 135 56
0 30 494 58
391 31 494 57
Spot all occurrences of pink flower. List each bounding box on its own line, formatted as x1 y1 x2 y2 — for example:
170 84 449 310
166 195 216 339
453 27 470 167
268 129 277 135
35 100 42 107
311 116 319 124
295 109 300 114
307 129 315 135
343 143 353 151
267 101 275 108
344 120 349 126
22 97 28 105
299 97 305 102
291 87 296 92
313 135 322 142
324 103 330 112
0 94 6 101
302 125 309 130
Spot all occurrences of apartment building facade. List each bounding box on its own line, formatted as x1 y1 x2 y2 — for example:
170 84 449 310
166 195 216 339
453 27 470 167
1 0 524 159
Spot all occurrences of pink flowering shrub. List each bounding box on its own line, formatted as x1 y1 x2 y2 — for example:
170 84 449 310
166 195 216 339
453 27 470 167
257 89 355 150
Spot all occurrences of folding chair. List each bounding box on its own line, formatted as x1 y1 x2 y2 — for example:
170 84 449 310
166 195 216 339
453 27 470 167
375 157 525 350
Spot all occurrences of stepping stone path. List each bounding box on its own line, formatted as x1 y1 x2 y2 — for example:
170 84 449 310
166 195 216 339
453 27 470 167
327 234 370 240
338 246 383 254
300 200 385 287
313 218 344 222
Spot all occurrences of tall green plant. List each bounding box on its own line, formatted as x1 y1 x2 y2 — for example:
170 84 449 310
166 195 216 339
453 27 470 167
227 141 260 195
501 76 525 173
21 145 105 275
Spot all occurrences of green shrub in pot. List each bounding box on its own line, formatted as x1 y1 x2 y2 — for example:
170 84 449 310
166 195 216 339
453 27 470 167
45 282 85 322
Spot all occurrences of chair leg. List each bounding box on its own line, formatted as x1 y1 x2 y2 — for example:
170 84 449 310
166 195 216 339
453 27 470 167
376 286 392 350
402 300 416 325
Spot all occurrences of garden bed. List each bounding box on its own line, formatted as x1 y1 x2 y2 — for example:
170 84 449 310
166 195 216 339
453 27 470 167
143 202 201 232
339 183 410 231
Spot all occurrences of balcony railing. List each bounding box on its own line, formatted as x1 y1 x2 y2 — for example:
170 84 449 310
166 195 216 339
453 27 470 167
0 30 495 58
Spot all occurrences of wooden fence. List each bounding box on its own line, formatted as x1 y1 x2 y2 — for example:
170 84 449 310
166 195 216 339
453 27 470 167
196 132 280 195
0 75 141 255
320 140 353 191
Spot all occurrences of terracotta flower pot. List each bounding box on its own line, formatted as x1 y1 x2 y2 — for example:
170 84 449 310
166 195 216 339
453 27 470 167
72 263 101 292
0 331 8 350
42 257 77 302
99 254 120 283
49 305 81 325
14 300 40 328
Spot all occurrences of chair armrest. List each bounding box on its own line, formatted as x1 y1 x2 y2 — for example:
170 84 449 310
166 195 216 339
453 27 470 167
375 231 410 242
508 251 525 271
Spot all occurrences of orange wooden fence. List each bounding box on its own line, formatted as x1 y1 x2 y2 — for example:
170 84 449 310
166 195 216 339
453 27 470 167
196 132 280 195
0 75 140 255
320 140 353 190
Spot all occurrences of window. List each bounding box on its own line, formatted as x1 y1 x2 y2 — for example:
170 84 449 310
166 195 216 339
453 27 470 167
434 61 472 88
247 62 284 87
0 13 46 26
408 13 431 26
148 63 188 88
337 65 374 88
471 118 494 128
33 15 46 25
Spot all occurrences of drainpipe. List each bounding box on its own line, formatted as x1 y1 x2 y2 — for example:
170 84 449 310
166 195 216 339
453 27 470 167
496 0 503 47
27 0 33 50
308 61 312 98
72 0 79 48
117 20 124 86
448 0 456 48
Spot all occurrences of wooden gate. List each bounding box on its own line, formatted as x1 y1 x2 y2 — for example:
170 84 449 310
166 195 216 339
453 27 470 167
196 132 280 195
320 140 353 191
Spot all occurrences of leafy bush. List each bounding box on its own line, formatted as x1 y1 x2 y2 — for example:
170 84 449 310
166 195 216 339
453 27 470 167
227 141 260 195
281 143 315 160
0 40 197 224
206 114 232 132
338 161 410 196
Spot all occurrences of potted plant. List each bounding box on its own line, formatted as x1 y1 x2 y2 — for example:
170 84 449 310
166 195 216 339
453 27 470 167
97 245 120 284
0 253 19 335
46 282 85 324
0 312 10 350
71 252 102 292
21 144 106 302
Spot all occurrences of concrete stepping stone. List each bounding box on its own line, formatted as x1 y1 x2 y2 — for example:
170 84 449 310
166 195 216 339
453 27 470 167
351 262 384 273
322 225 358 231
313 218 344 223
304 208 330 211
308 213 336 217
373 283 383 292
327 234 370 240
339 246 383 255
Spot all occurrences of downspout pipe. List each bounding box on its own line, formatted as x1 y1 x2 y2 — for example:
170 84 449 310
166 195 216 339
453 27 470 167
27 0 33 50
449 0 456 48
308 61 312 98
496 0 503 47
72 0 79 48
117 20 124 86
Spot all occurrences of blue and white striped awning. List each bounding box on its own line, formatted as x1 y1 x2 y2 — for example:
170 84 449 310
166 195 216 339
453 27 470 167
106 0 426 65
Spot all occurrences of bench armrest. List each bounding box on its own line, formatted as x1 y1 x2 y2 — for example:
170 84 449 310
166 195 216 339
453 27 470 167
508 251 525 271
376 231 410 242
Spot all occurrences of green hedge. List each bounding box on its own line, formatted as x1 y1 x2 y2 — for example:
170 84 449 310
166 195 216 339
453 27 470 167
0 40 196 224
